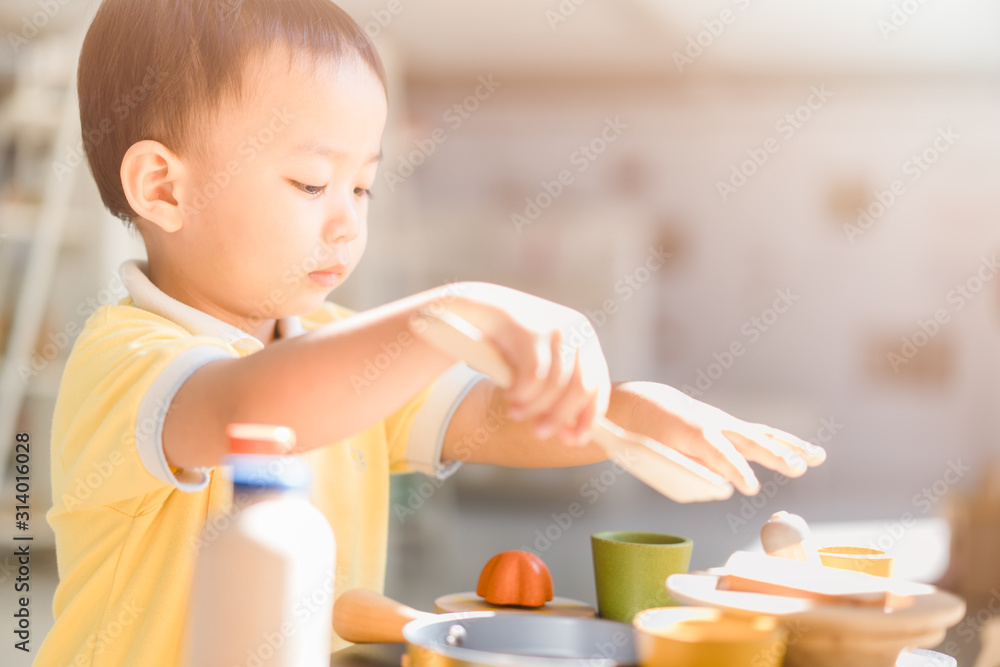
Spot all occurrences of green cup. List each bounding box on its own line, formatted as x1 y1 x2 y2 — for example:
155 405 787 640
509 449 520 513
591 531 693 623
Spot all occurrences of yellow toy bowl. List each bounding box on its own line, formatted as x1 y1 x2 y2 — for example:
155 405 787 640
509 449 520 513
818 546 894 578
633 607 787 667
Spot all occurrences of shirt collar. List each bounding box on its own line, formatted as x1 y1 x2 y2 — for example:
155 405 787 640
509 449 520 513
120 260 305 352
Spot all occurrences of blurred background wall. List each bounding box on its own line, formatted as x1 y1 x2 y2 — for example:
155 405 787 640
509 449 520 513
2 0 1000 664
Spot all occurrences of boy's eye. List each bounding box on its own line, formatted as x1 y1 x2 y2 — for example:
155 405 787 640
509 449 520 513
354 187 374 200
290 180 326 196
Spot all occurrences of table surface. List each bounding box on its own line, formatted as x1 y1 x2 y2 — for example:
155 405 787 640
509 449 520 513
330 643 955 667
331 644 406 667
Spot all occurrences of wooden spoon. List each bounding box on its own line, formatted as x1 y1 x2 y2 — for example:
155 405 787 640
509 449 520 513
410 309 734 503
333 588 429 644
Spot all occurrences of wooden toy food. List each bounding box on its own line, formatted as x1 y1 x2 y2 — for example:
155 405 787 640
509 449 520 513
762 511 894 576
433 551 596 617
718 551 923 610
669 520 965 667
761 511 821 564
818 546 895 578
476 550 553 607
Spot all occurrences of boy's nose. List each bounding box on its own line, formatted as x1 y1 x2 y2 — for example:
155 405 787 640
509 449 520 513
323 200 361 244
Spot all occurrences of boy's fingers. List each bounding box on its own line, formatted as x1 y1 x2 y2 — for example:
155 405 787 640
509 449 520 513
504 330 554 415
708 431 761 495
533 360 592 444
567 396 599 446
675 429 760 495
746 423 827 466
723 429 808 477
515 330 571 421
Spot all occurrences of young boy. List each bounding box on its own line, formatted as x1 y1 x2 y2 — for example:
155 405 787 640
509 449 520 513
37 0 825 664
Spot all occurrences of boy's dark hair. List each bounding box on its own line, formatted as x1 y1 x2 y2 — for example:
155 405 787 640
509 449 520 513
78 0 387 227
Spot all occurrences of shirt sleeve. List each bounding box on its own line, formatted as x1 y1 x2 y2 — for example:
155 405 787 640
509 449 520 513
384 364 487 479
52 307 238 508
133 346 235 490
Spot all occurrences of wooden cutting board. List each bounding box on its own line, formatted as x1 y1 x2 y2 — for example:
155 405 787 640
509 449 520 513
434 592 596 618
667 567 965 667
718 551 928 609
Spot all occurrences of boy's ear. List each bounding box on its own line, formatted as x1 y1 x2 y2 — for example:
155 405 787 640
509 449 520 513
120 140 189 233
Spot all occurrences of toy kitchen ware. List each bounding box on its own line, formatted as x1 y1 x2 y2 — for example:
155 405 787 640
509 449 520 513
184 424 335 667
818 546 895 578
667 551 965 667
333 589 638 667
762 510 894 577
760 511 821 565
479 550 552 606
633 606 787 667
591 531 693 623
409 308 734 503
435 550 596 617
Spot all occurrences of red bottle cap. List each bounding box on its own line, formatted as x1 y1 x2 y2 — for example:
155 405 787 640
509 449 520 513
226 423 296 455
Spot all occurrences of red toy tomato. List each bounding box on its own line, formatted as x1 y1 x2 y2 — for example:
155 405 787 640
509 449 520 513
476 550 554 607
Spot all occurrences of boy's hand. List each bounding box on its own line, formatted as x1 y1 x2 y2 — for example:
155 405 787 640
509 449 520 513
447 284 611 448
610 381 826 495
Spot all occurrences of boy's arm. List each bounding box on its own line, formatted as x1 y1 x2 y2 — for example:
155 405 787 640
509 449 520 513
442 380 826 494
163 288 455 468
162 283 612 469
440 380 619 468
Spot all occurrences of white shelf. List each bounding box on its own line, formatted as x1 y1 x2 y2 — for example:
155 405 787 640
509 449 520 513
0 200 89 247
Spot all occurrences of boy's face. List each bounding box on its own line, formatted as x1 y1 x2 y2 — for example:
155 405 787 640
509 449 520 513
166 49 387 329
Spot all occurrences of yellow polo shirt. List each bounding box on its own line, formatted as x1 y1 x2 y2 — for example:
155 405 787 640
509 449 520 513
36 260 482 667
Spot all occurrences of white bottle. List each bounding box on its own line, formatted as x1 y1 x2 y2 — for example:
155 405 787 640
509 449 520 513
184 424 336 667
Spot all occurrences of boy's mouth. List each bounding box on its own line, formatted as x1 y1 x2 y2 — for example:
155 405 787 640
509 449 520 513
308 266 348 287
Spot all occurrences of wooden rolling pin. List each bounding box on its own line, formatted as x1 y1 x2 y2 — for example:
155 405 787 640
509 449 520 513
410 308 734 504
